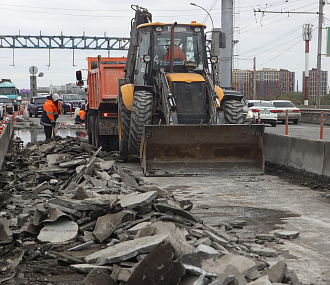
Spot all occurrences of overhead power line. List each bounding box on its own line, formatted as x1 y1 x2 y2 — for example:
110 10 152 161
253 9 319 15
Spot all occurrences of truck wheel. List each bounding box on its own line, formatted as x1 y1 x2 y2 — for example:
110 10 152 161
108 135 119 151
94 116 100 147
91 116 96 146
128 90 153 155
223 100 244 124
118 94 131 159
86 115 92 144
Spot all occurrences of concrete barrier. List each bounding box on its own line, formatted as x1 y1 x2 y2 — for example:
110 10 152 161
0 116 14 171
300 109 330 125
264 133 330 176
323 143 330 176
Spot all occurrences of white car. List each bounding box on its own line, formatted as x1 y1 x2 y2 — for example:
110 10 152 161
271 100 301 124
0 95 14 116
246 100 277 127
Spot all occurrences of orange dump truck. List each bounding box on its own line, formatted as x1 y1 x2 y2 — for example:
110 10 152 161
86 56 126 150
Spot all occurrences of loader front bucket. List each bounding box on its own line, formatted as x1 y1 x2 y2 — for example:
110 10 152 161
140 124 265 176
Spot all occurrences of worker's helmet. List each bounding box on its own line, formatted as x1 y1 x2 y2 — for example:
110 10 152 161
52 93 60 101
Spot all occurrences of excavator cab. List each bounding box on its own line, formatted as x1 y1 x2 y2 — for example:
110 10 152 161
118 5 264 176
135 22 207 83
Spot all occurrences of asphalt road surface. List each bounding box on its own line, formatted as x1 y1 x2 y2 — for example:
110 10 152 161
265 121 330 141
124 162 330 285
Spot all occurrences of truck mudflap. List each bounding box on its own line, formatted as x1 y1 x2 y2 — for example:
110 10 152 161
140 124 265 176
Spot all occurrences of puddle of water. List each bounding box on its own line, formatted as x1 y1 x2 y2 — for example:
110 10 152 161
14 128 86 147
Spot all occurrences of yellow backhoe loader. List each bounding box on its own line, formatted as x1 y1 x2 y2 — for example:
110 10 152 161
118 5 264 176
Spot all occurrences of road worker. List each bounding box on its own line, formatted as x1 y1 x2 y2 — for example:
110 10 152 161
165 45 187 62
75 108 86 125
40 93 59 140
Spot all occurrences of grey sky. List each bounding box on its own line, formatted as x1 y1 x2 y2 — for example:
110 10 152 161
0 0 328 91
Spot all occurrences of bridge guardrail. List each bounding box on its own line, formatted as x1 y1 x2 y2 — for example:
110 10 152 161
300 108 330 125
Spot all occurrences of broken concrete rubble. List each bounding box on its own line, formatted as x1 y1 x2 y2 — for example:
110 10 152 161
0 137 302 284
37 218 79 244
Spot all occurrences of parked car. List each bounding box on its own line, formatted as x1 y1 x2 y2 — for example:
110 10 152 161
246 100 277 127
60 94 85 114
0 95 13 115
271 100 301 124
222 89 255 123
28 95 48 118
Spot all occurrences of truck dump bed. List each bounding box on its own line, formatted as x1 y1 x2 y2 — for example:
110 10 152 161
88 57 126 110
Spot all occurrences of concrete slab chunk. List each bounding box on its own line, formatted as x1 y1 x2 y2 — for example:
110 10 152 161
47 154 66 166
0 217 12 244
94 170 112 181
82 268 115 285
216 264 248 285
204 230 229 246
48 197 104 212
38 142 56 154
118 191 157 209
95 160 115 171
118 167 139 188
247 275 272 285
85 233 168 265
154 203 199 223
195 244 219 255
202 254 257 277
37 218 78 244
126 221 151 234
84 156 96 176
250 245 278 257
152 221 195 258
126 242 185 285
59 158 86 168
90 177 107 188
267 261 287 283
93 210 135 243
71 264 113 274
138 185 168 197
274 230 300 239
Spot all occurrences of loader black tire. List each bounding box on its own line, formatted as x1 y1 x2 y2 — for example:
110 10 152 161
118 94 131 159
128 90 153 156
223 100 244 124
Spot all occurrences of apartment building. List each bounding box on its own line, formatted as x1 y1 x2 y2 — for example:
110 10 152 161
302 68 328 99
233 68 295 100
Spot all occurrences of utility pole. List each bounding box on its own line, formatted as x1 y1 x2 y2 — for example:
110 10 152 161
220 0 234 88
253 57 257 99
303 24 313 106
316 0 324 108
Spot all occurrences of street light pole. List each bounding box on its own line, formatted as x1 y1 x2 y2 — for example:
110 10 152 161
316 0 324 108
190 3 214 31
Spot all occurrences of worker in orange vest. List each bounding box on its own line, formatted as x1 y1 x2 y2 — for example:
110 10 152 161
165 45 187 62
40 93 59 140
75 108 86 125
